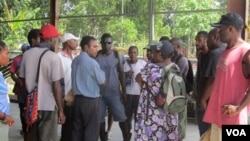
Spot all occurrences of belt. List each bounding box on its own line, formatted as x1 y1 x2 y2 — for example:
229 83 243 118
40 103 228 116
75 95 99 99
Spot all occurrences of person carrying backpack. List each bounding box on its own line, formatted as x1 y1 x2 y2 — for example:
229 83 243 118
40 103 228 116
134 40 179 141
170 37 190 141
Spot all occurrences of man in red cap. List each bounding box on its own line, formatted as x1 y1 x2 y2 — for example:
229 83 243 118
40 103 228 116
19 24 66 141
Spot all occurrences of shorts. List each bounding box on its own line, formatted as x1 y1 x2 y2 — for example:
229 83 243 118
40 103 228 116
100 95 127 122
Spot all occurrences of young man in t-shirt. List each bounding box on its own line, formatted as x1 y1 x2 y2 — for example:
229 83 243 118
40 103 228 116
124 46 146 136
203 12 250 141
96 33 131 141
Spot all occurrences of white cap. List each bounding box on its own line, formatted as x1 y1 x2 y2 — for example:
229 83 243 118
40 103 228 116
61 33 80 43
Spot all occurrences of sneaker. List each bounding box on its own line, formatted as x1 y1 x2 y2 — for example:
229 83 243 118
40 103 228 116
107 131 112 139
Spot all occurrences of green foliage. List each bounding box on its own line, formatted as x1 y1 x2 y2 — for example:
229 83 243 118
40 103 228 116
0 0 227 58
0 0 44 50
106 17 138 47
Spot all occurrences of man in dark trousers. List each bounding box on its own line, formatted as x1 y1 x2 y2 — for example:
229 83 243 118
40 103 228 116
71 36 106 141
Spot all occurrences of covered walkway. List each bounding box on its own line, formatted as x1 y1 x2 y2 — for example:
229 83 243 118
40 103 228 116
9 102 199 141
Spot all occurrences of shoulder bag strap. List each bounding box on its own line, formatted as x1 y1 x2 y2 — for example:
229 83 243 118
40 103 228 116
127 60 133 71
35 49 50 83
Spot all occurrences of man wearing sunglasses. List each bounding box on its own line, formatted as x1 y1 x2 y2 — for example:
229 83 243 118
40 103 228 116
96 33 131 141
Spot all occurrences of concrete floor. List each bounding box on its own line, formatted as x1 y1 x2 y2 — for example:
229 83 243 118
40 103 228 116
9 102 200 141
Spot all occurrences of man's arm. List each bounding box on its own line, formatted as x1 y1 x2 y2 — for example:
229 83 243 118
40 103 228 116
10 72 20 85
200 77 214 110
177 57 189 78
10 58 22 86
118 64 126 91
52 80 66 124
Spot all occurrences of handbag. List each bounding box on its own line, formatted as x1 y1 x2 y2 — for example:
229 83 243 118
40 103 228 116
25 49 49 131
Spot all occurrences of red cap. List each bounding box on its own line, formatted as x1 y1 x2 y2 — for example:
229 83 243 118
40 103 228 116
40 24 62 39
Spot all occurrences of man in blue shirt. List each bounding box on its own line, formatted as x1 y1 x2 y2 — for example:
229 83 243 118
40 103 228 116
71 36 106 141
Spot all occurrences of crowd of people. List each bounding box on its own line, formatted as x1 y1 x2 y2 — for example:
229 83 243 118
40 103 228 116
0 12 250 141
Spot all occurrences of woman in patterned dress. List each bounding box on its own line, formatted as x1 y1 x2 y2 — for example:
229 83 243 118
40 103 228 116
134 40 178 141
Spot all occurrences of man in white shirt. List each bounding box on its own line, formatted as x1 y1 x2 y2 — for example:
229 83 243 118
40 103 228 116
58 33 79 141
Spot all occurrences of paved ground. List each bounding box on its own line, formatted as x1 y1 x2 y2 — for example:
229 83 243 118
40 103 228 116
9 102 200 141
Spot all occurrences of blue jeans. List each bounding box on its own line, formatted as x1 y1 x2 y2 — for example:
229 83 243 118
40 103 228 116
196 105 211 136
100 95 127 122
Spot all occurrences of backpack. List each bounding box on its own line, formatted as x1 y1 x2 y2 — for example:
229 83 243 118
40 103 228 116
175 55 194 94
162 63 187 114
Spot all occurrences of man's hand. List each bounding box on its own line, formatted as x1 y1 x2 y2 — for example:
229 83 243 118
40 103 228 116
125 70 134 77
2 115 15 127
58 110 66 124
222 105 239 117
121 93 127 104
200 99 207 111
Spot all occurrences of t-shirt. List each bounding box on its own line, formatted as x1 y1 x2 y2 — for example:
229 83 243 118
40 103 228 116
9 55 22 74
173 54 189 77
96 51 124 97
124 59 147 95
9 55 22 95
58 51 75 96
0 72 10 115
19 46 64 111
196 53 208 101
203 42 250 127
196 45 226 103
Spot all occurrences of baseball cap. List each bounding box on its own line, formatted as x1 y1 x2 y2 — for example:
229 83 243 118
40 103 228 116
150 40 174 57
61 33 80 43
211 12 244 30
143 40 158 50
40 24 62 39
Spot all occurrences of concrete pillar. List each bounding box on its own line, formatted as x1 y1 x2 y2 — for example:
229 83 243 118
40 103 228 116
227 0 249 40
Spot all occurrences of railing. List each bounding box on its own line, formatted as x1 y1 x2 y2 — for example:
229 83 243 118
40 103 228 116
0 58 13 78
0 51 21 79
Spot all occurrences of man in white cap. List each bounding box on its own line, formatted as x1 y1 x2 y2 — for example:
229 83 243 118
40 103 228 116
58 33 79 141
